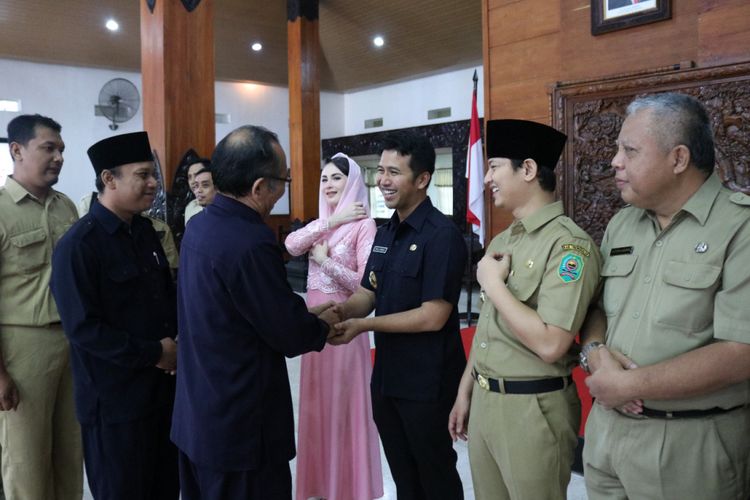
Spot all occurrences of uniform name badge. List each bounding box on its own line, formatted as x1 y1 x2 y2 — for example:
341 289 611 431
558 253 583 283
369 270 378 289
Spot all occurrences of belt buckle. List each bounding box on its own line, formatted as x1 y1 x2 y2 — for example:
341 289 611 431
477 373 489 391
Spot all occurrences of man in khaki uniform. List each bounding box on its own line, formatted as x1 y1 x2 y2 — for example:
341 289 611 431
449 120 601 500
0 114 82 499
580 93 750 500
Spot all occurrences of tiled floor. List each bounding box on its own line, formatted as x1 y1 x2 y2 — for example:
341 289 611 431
82 288 589 499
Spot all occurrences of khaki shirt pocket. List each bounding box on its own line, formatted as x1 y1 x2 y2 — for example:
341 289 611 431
601 254 637 318
508 275 540 303
656 260 721 333
8 228 48 274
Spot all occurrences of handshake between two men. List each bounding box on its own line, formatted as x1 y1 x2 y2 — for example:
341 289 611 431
308 300 367 346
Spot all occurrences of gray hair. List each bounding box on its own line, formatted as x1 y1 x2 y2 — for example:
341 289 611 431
626 93 716 174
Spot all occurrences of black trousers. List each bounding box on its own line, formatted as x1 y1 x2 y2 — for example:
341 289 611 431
371 387 464 500
178 451 292 500
81 405 179 500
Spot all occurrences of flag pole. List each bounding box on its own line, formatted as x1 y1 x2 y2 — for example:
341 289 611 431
463 69 481 327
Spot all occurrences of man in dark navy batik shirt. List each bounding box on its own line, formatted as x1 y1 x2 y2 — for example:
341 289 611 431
51 132 179 500
333 131 467 500
172 125 334 500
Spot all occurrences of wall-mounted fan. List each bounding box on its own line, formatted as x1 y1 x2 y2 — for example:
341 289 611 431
95 78 140 130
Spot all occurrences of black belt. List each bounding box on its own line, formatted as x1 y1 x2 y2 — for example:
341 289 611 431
634 405 744 420
472 369 571 395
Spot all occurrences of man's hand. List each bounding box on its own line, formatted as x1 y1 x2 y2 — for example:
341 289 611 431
331 303 348 322
308 300 336 316
588 347 643 413
477 252 511 289
0 372 19 411
586 348 640 409
448 393 471 442
156 337 177 374
319 306 343 339
329 318 366 345
311 241 329 265
329 202 367 229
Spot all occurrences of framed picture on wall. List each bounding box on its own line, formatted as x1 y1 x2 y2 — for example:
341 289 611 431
591 0 671 35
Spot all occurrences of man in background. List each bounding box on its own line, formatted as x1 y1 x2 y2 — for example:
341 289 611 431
449 120 601 500
581 93 750 500
51 131 179 500
0 114 82 500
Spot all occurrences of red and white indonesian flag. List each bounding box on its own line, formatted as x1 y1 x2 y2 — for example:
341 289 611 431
465 73 484 246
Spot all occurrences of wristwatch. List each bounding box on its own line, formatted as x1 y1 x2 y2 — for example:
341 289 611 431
579 341 604 374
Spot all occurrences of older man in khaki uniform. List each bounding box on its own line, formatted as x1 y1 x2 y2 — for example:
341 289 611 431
0 114 82 499
580 93 750 500
449 120 601 500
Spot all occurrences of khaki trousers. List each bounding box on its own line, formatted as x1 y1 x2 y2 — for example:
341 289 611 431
583 402 750 500
0 325 83 500
468 381 580 500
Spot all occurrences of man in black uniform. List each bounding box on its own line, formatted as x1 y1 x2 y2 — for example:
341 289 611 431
50 132 179 500
332 131 467 500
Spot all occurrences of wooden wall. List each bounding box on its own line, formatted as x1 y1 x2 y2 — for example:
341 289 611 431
482 0 750 236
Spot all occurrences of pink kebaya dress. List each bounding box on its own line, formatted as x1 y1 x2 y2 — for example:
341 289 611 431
285 154 383 500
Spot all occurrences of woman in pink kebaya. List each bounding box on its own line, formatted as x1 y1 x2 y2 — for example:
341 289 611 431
285 153 383 500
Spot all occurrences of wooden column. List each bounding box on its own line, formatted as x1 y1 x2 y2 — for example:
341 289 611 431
141 0 215 190
288 0 321 221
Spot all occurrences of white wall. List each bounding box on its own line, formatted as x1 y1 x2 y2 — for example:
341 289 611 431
0 59 145 207
342 65 484 136
0 58 482 212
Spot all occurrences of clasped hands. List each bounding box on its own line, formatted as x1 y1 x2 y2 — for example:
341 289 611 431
585 346 643 414
308 301 365 345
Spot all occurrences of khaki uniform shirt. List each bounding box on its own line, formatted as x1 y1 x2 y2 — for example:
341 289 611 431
473 201 602 379
0 177 78 326
601 173 750 410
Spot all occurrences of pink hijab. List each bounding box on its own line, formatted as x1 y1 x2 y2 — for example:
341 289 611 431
318 153 370 248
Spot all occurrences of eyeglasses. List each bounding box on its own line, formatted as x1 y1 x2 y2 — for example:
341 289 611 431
267 175 291 184
266 169 291 184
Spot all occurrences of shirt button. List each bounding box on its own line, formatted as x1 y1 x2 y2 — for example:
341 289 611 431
644 276 652 283
633 312 640 319
655 240 663 247
480 342 487 349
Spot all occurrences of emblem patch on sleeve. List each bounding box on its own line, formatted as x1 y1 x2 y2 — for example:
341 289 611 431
558 253 583 283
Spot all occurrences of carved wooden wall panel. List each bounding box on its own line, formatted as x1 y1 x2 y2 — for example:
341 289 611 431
552 61 750 244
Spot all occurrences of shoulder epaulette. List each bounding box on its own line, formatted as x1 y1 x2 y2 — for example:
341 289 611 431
729 191 750 206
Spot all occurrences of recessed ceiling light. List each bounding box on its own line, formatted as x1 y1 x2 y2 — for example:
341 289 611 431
105 19 119 32
373 35 385 48
251 42 262 52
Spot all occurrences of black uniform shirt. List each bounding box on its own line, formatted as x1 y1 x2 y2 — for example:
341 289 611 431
50 200 176 425
362 197 467 401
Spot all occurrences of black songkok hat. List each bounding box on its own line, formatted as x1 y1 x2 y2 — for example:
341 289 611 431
485 119 567 169
87 132 153 175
